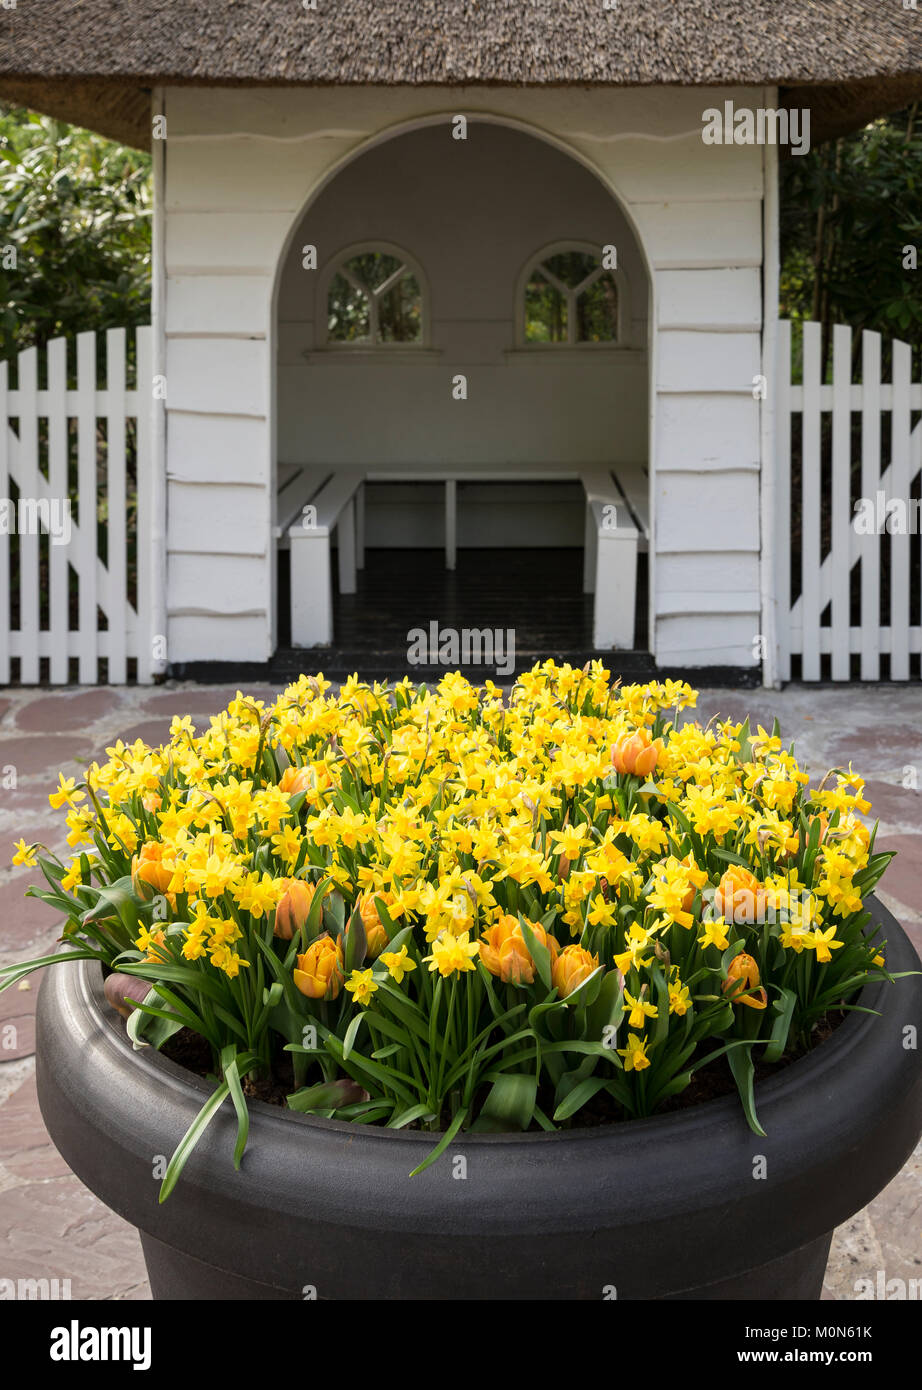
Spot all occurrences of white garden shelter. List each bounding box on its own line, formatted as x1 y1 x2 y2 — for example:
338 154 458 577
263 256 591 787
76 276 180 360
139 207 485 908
1 2 921 685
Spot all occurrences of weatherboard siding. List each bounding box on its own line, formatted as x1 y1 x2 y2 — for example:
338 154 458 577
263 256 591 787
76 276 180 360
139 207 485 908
162 83 765 667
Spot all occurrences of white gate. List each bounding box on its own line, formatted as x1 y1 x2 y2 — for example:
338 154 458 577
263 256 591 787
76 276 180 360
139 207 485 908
776 320 922 681
0 327 154 684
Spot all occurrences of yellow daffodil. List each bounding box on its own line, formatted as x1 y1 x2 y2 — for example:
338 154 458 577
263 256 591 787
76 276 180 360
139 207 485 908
618 1033 651 1072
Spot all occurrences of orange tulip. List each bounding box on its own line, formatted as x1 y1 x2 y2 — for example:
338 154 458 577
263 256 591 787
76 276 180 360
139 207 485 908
722 952 768 1010
356 892 390 959
274 878 317 940
714 866 771 925
610 728 662 778
131 841 172 897
551 944 600 999
279 765 313 796
480 914 559 987
293 934 344 1000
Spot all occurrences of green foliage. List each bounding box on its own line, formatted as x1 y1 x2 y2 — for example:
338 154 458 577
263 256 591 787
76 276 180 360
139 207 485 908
0 105 151 361
780 106 922 375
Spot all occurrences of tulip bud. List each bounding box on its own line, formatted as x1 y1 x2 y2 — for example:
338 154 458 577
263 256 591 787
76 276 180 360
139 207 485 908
714 867 770 925
356 893 390 959
274 878 317 941
293 934 344 1000
103 972 152 1019
480 914 558 987
610 728 662 777
551 944 600 999
279 765 313 796
131 841 172 898
722 952 768 1010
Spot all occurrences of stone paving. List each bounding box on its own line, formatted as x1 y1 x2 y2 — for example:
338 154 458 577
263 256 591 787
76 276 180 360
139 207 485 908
0 677 919 1300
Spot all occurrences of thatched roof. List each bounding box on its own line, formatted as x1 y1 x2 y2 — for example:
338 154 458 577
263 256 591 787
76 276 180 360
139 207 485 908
1 1 921 149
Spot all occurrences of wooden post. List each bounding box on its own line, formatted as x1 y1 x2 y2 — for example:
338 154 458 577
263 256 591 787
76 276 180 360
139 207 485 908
445 479 457 571
290 528 332 646
594 528 638 649
337 497 357 595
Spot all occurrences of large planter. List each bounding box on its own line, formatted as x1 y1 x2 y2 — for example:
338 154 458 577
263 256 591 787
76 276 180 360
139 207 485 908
36 897 922 1301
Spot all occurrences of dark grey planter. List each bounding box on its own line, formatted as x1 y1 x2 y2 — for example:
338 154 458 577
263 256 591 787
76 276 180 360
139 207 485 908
36 897 922 1301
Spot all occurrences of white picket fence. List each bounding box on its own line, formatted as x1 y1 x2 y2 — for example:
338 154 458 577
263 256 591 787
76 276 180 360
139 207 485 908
0 327 154 684
776 320 922 681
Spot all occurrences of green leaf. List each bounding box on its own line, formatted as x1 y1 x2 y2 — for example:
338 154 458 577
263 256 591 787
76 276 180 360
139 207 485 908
221 1045 250 1171
373 895 402 943
553 1076 609 1122
118 958 227 1003
472 1073 537 1132
762 986 797 1064
304 877 333 939
516 914 553 991
343 902 367 972
727 1045 766 1138
0 948 104 993
159 1080 231 1204
586 968 625 1043
389 1103 435 1129
408 1106 469 1177
82 878 139 930
342 1010 366 1060
287 1078 369 1112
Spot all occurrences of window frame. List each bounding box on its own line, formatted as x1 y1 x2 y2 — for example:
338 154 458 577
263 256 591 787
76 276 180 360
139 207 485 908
317 241 430 351
515 240 630 350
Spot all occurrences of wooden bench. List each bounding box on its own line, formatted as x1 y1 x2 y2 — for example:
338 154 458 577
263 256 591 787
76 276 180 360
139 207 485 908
277 465 365 646
580 466 648 649
276 461 649 650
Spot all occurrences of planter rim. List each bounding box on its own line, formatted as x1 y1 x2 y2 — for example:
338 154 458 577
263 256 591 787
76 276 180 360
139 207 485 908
80 945 883 1147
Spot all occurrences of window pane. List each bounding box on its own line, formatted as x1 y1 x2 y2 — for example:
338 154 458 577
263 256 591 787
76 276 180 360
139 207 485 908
543 250 598 289
524 271 567 343
378 272 422 343
577 272 618 342
327 273 371 342
347 252 403 292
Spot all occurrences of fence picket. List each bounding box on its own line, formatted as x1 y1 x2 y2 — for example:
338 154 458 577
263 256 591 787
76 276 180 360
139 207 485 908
775 320 792 682
890 340 911 680
17 347 40 684
105 328 128 683
47 337 69 684
0 328 150 687
860 332 882 680
76 332 98 683
778 322 920 681
830 325 851 680
135 327 152 684
800 323 822 680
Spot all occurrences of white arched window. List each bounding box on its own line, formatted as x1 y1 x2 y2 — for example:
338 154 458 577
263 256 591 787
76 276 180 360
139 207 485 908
518 243 626 347
320 244 426 348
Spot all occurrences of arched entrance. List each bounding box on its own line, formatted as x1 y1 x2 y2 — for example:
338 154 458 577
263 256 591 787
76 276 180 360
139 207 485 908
272 119 651 670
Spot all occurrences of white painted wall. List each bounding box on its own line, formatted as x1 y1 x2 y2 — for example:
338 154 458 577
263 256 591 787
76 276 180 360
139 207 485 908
276 123 647 550
162 84 765 667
